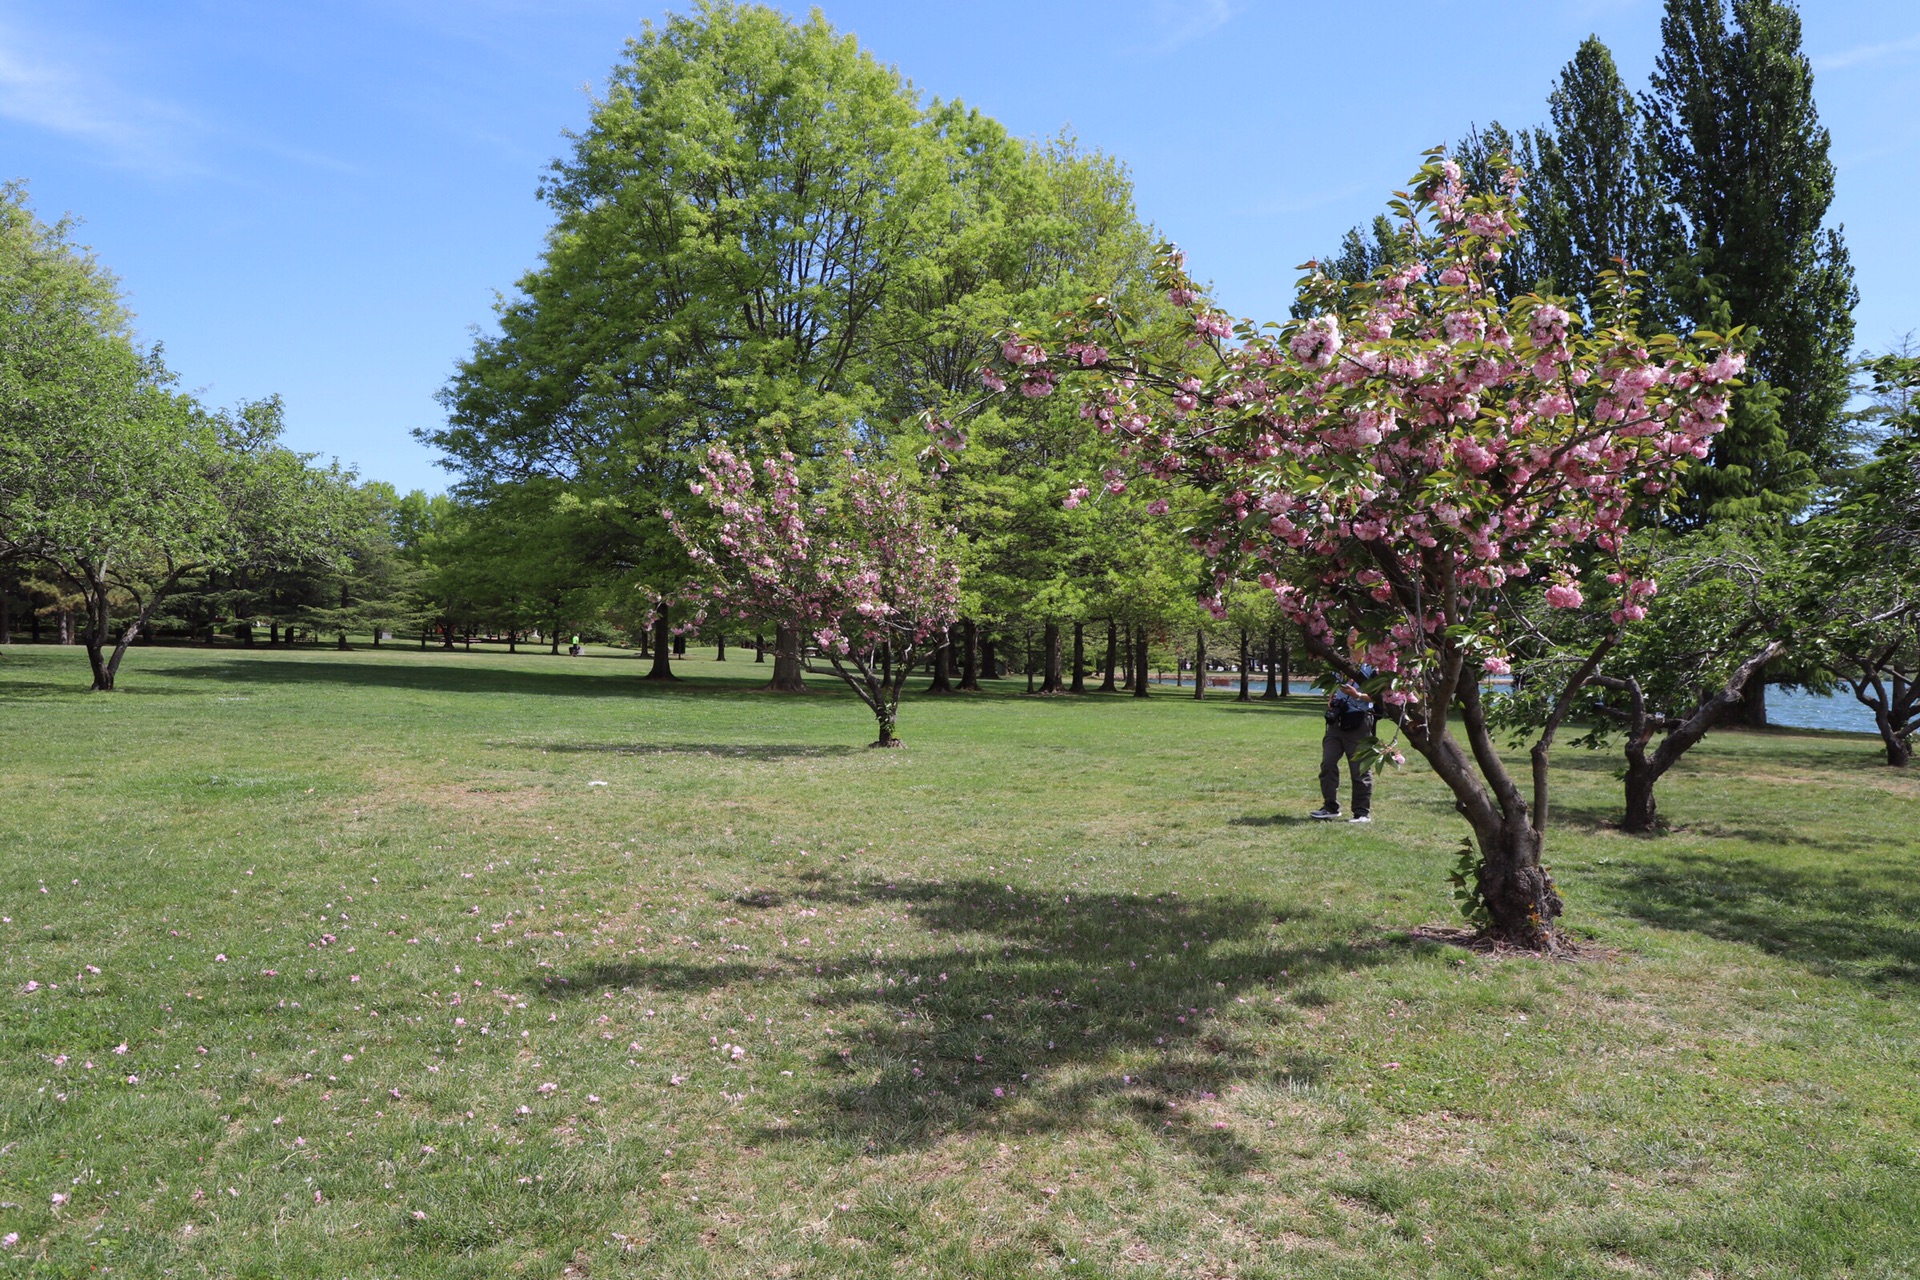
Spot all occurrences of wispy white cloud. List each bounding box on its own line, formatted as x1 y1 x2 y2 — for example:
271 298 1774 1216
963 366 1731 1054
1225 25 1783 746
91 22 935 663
0 20 204 176
1146 0 1244 53
1814 32 1920 73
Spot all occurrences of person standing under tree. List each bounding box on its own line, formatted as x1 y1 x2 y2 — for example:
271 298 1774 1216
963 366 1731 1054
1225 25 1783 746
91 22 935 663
1311 664 1375 824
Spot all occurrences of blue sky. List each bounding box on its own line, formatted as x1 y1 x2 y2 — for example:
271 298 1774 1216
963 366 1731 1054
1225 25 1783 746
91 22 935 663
4 1 1915 494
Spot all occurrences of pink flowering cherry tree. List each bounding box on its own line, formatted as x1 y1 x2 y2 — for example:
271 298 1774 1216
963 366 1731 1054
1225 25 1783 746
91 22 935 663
983 153 1744 947
673 445 961 747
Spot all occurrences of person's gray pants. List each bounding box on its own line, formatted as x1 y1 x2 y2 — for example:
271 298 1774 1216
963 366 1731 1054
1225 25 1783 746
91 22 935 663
1320 720 1374 815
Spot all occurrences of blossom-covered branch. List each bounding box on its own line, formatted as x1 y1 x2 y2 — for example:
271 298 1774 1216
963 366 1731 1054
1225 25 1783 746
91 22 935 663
980 151 1744 946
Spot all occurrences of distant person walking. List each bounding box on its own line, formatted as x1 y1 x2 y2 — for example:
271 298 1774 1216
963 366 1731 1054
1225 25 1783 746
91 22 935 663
569 634 583 657
1311 664 1375 824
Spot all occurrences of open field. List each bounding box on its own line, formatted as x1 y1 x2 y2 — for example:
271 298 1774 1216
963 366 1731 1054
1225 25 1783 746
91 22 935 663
1 643 1916 1278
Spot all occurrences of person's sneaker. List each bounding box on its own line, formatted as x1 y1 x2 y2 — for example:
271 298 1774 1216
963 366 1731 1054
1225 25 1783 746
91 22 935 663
1309 807 1341 820
1348 814 1372 824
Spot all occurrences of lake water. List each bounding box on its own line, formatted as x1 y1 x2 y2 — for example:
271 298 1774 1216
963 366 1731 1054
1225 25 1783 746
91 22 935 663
1155 674 1882 737
1766 687 1880 735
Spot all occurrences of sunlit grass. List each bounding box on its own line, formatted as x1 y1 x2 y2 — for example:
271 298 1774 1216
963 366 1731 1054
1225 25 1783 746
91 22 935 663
1 642 1916 1278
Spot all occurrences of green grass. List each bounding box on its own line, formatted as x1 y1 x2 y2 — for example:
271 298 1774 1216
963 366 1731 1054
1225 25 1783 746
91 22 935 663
1 641 1916 1278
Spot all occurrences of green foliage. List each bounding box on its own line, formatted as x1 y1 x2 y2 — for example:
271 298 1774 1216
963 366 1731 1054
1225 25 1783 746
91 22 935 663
0 184 357 686
1644 0 1857 519
1447 838 1492 927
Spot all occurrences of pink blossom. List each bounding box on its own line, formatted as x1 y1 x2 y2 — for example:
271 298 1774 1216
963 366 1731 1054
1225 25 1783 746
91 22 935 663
1545 584 1584 609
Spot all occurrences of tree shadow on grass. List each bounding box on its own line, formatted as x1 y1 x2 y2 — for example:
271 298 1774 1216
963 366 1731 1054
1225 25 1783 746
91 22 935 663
163 657 790 701
542 876 1433 1175
1605 850 1920 987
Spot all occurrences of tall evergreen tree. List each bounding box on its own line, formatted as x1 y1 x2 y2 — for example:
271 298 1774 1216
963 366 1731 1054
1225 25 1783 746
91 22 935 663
1528 37 1662 321
1642 0 1856 519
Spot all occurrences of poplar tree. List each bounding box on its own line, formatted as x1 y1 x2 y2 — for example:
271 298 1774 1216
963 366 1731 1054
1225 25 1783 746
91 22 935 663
1527 38 1661 321
1642 0 1856 519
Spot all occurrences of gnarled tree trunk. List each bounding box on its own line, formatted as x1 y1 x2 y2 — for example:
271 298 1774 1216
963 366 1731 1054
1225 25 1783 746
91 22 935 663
1600 639 1788 833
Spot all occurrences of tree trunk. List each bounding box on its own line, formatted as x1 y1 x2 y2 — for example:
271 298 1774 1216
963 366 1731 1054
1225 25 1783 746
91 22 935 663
769 625 806 691
715 634 726 661
1605 639 1787 834
61 608 75 645
979 634 997 684
673 632 686 657
872 702 900 748
644 613 677 681
0 594 9 645
1261 628 1279 699
338 631 349 651
1735 676 1769 727
1121 622 1133 689
927 629 954 693
1622 743 1660 833
1040 621 1064 694
1193 629 1206 700
1025 629 1036 694
1237 628 1251 702
756 632 766 663
1069 622 1086 693
1473 815 1561 947
1132 630 1150 697
1099 621 1118 693
271 619 281 646
959 619 980 690
1280 635 1292 697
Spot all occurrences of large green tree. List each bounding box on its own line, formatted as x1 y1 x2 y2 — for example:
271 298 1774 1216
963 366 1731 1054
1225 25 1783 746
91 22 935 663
1643 0 1856 518
430 2 948 686
0 186 348 690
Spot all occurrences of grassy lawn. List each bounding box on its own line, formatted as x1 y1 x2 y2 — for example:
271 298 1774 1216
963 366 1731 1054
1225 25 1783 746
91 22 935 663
1 642 1916 1278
